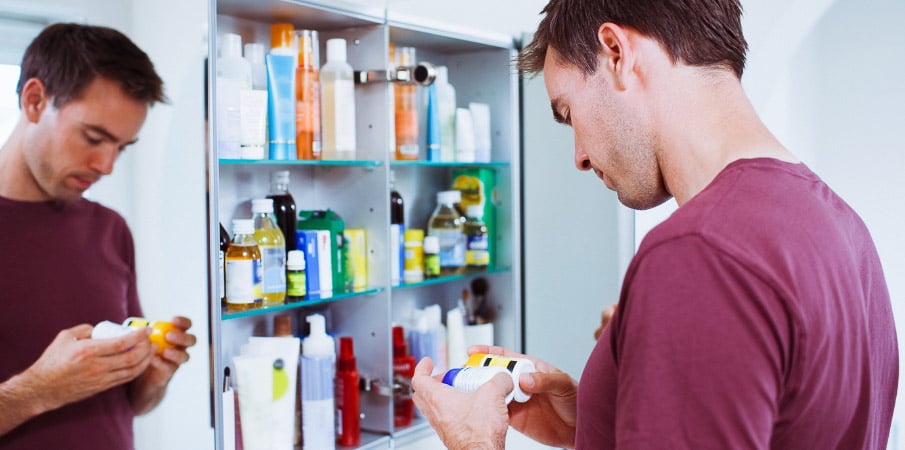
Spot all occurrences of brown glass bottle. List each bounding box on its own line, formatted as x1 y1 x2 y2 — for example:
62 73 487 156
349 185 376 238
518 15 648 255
267 170 297 252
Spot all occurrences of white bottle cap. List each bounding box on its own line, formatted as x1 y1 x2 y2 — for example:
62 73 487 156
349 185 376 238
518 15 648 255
221 33 243 58
466 205 484 219
233 219 254 235
251 198 274 214
287 249 306 270
303 314 335 357
91 320 129 339
423 235 439 253
436 65 449 85
437 189 461 205
271 170 290 184
326 38 347 63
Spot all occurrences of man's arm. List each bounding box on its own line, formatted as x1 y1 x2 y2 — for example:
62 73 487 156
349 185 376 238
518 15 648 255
128 316 196 415
0 324 154 437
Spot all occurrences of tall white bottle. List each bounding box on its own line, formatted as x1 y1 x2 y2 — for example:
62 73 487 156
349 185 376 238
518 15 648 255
435 66 457 162
320 38 356 160
216 33 252 159
301 314 336 450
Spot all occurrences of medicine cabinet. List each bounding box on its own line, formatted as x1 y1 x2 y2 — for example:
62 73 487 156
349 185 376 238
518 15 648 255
206 0 522 448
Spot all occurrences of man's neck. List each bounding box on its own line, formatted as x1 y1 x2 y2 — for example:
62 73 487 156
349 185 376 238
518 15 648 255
654 70 796 206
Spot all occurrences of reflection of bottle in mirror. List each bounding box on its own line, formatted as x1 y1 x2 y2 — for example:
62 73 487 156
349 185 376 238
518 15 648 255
464 205 489 271
320 38 356 160
392 326 415 427
428 190 466 275
267 170 297 252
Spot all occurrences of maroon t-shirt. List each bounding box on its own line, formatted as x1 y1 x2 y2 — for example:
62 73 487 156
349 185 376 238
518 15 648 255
0 196 142 449
577 158 897 449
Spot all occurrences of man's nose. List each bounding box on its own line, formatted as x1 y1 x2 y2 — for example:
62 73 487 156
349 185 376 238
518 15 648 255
574 144 591 171
88 145 118 175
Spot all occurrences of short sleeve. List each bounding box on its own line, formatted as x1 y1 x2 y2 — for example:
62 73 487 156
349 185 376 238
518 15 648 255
613 235 790 449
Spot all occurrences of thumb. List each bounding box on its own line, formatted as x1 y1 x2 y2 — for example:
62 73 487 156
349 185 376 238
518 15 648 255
66 323 95 340
478 371 514 400
519 371 577 396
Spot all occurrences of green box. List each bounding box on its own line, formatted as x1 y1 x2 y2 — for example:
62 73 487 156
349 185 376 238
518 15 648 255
451 168 497 268
297 210 345 292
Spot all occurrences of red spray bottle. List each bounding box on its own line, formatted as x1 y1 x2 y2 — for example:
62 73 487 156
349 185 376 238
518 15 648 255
392 326 416 427
335 336 361 446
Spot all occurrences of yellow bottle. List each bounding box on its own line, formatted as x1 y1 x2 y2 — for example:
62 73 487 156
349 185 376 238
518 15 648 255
226 219 263 311
252 199 286 306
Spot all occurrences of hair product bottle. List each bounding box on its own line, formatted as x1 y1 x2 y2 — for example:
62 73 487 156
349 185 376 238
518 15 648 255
295 30 321 159
335 336 361 446
301 314 336 450
394 46 419 160
320 38 356 160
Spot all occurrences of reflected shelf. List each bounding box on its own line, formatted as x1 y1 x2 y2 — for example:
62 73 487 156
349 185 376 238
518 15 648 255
394 267 511 290
390 160 510 169
219 158 383 168
222 286 384 320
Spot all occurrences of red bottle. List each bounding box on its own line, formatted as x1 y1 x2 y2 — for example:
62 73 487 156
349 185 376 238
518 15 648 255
335 336 361 446
392 326 416 427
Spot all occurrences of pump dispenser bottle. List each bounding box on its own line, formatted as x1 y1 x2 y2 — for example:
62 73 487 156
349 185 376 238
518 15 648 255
320 38 356 160
301 314 336 450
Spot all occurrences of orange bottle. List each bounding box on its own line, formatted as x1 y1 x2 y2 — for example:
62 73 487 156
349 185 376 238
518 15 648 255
394 46 419 160
296 29 321 159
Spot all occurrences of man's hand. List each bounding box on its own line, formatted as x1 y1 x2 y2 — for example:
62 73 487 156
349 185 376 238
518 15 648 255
594 303 618 340
411 357 511 450
1 323 154 436
470 345 578 449
129 316 197 415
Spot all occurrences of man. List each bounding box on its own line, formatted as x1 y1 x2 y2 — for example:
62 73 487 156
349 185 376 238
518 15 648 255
0 23 196 449
412 0 898 448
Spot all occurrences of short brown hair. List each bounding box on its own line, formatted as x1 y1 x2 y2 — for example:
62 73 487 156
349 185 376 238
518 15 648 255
17 23 166 108
518 0 748 78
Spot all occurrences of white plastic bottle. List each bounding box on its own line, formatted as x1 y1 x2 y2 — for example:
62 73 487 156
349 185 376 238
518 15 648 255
217 33 253 159
301 313 336 450
425 304 448 375
320 38 356 160
435 66 457 162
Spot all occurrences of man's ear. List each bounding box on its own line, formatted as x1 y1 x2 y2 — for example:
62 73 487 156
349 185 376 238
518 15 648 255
596 23 636 91
20 78 49 123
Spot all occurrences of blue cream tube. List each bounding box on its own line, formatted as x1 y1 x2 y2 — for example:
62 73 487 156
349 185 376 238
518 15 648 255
426 83 441 162
265 54 297 160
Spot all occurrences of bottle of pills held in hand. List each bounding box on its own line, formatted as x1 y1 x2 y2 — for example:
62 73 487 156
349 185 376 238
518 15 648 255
91 317 177 355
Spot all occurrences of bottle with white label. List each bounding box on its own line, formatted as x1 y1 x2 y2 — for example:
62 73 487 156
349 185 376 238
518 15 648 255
251 198 286 306
427 190 466 275
320 38 356 160
301 313 336 450
226 219 263 311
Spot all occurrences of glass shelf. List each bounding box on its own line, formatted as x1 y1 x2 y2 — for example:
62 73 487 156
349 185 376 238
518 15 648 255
219 158 383 168
390 160 510 169
337 431 390 450
222 287 384 320
394 267 510 290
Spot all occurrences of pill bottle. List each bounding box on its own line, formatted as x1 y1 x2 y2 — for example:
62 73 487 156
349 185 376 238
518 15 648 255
92 317 177 355
462 353 536 402
442 365 530 404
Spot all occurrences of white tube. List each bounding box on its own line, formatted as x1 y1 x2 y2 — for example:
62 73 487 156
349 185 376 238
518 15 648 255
247 337 301 450
232 355 274 450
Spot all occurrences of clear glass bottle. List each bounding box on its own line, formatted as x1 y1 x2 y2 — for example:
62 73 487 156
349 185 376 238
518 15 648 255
226 219 263 311
463 205 489 271
251 198 286 306
427 190 466 275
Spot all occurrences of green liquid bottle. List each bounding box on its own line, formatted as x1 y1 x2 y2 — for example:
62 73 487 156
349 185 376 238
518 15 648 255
464 205 489 271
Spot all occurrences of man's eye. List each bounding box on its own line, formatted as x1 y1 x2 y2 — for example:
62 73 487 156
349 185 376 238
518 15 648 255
84 134 102 145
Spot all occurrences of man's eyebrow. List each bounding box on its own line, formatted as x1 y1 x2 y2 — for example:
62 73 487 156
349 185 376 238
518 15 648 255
550 99 566 124
84 124 139 146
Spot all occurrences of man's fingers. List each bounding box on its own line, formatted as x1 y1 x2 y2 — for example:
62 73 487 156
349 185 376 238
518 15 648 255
519 371 577 396
89 328 151 356
169 316 192 330
65 324 95 340
479 372 514 399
